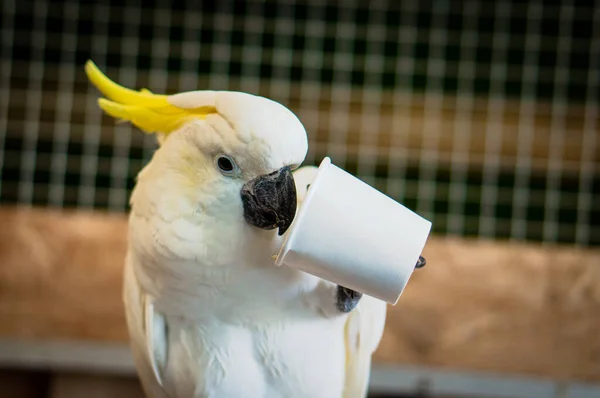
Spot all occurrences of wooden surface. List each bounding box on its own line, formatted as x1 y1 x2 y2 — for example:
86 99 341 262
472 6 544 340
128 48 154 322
1 206 600 383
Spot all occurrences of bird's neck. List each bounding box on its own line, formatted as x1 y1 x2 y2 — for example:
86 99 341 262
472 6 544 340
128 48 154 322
128 229 314 322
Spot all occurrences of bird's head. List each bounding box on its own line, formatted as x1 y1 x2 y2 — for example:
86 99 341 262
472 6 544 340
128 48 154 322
85 61 308 265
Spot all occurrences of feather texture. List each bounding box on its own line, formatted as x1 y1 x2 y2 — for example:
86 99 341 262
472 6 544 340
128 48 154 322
85 60 216 135
86 61 387 397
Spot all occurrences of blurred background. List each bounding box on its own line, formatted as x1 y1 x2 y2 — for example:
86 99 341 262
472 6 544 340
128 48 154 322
1 0 599 397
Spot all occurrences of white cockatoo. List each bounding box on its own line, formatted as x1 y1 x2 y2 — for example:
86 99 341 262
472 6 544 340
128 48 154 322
85 60 387 398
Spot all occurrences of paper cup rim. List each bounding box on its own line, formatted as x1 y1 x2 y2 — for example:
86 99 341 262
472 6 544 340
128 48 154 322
274 156 332 266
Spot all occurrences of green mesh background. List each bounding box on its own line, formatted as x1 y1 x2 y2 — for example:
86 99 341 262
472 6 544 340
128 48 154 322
1 0 598 245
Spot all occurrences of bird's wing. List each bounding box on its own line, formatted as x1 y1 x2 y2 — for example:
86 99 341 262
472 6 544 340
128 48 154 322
342 294 387 398
123 254 170 398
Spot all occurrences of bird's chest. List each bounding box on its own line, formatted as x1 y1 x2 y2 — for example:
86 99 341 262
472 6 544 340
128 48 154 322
163 317 347 398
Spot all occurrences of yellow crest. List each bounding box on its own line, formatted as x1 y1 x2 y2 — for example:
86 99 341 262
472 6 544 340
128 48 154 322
84 60 216 135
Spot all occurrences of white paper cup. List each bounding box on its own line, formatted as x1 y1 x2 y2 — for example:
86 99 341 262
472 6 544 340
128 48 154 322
275 157 432 305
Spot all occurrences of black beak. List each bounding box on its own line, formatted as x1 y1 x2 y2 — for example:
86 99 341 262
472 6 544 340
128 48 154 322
241 166 297 236
415 255 426 269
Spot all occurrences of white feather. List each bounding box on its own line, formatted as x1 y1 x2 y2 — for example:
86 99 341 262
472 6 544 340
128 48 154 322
144 295 167 387
342 295 387 398
120 92 386 397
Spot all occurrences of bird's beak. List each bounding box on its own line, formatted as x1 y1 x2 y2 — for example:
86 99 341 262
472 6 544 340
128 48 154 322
415 255 426 269
241 166 297 236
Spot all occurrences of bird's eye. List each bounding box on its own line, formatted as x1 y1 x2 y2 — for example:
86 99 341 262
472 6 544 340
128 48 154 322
215 154 238 175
